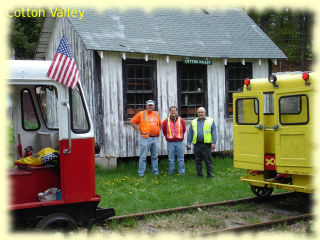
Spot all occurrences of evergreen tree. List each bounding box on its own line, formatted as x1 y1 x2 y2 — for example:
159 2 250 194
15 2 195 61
9 15 44 59
248 9 313 71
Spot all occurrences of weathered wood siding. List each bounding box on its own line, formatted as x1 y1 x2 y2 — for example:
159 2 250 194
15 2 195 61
100 53 270 157
212 59 270 151
100 52 183 157
45 18 105 149
45 18 270 158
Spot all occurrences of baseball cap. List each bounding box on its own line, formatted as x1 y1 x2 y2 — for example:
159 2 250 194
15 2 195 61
146 100 155 105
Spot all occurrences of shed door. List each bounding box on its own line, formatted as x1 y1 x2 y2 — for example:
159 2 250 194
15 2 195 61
274 90 312 175
233 92 264 170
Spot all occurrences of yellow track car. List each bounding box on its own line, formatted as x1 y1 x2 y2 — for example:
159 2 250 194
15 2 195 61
233 72 314 197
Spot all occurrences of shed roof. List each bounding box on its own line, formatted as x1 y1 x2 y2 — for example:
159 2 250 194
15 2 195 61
68 8 286 59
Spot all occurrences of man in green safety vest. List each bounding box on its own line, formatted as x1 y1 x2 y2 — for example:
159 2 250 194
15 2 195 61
186 107 217 178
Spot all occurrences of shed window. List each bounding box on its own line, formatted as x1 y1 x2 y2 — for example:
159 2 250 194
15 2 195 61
123 59 157 120
177 62 208 119
225 62 252 116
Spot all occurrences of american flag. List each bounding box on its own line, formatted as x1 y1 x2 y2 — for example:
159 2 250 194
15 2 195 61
47 35 79 89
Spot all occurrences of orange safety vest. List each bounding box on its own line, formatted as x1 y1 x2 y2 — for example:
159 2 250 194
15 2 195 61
166 117 183 140
139 110 161 138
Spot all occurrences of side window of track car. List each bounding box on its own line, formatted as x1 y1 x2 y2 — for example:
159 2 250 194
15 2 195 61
21 89 40 130
279 95 309 125
236 98 259 125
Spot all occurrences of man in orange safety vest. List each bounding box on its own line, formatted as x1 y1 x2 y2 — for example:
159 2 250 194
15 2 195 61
130 100 162 177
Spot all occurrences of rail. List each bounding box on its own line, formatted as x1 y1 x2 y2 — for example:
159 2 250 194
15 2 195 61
106 192 295 223
198 213 312 236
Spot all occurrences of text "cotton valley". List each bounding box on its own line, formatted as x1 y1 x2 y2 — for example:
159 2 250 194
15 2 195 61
8 8 85 20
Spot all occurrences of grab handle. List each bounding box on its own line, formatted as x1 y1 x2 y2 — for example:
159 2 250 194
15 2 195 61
63 101 71 154
254 124 263 130
254 124 280 131
263 124 280 131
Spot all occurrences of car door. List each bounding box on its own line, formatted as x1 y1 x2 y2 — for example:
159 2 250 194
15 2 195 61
274 88 312 175
59 83 97 203
233 92 265 170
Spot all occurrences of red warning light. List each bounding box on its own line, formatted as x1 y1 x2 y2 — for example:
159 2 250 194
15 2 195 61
302 72 309 81
244 78 250 86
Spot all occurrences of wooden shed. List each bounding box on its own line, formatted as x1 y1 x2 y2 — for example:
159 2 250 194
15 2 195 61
35 8 286 163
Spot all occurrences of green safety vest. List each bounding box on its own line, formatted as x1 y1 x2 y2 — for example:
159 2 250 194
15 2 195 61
191 117 214 144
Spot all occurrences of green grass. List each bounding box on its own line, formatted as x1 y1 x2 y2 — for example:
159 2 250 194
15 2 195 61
8 123 15 161
23 119 39 130
242 215 260 224
95 157 255 216
230 202 258 212
108 218 138 229
9 124 14 145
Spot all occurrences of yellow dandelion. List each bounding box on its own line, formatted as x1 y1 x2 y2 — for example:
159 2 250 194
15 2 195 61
129 192 132 195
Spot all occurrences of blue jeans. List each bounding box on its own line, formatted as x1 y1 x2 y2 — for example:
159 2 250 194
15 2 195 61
167 141 185 175
138 136 159 176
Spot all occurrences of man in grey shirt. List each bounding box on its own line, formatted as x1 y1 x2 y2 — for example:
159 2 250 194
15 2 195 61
186 107 217 177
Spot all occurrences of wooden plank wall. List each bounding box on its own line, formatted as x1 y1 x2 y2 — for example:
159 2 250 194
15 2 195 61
45 18 270 158
45 18 105 149
45 18 95 115
100 52 270 158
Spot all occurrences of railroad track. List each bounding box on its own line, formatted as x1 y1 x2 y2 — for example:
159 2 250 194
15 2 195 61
198 213 312 235
105 191 297 223
97 192 312 234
